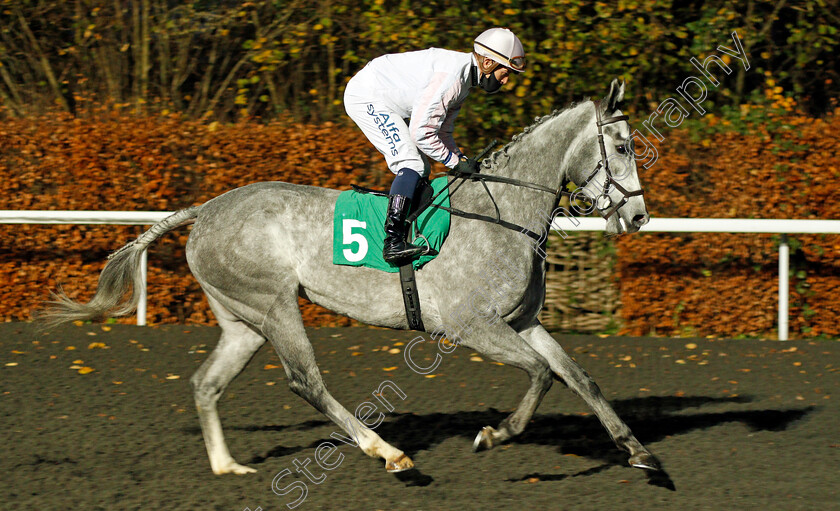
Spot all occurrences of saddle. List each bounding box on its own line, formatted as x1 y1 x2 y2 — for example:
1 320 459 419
334 177 452 331
351 177 435 224
348 178 437 331
338 142 501 331
344 140 508 332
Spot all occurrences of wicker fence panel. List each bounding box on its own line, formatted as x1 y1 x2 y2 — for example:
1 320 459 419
539 231 618 332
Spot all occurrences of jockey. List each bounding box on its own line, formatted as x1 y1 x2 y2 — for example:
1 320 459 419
344 27 526 264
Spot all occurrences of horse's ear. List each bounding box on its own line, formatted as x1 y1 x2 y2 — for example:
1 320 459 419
605 78 626 113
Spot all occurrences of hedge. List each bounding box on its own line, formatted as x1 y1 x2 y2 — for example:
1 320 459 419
2 105 838 338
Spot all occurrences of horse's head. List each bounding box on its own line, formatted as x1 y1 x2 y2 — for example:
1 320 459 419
568 79 649 235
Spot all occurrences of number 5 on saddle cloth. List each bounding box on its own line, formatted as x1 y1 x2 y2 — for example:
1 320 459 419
332 177 452 272
332 141 496 331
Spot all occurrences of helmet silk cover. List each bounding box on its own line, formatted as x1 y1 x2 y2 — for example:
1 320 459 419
473 27 526 74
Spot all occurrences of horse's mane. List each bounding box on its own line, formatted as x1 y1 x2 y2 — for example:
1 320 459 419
484 98 591 170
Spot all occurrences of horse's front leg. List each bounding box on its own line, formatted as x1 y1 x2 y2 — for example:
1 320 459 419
518 321 661 471
452 320 553 451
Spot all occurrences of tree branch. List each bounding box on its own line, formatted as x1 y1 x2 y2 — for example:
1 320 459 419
14 6 69 111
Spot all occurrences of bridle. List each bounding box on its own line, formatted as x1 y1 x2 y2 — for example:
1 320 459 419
574 99 645 220
407 100 645 235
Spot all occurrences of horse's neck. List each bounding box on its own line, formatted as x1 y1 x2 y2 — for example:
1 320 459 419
456 104 590 233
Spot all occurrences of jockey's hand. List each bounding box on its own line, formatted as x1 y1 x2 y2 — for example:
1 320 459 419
452 156 479 177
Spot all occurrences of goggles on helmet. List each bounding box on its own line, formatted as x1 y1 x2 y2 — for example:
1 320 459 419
474 41 526 72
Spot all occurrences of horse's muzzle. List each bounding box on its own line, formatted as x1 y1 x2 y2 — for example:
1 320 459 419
632 213 650 229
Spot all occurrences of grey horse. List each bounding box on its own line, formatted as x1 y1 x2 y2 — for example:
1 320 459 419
39 79 660 476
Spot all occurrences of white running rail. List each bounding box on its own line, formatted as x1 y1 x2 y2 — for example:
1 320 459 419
3 210 840 339
554 217 840 340
2 210 171 326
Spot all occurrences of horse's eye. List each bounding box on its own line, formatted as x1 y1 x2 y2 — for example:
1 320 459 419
616 144 627 154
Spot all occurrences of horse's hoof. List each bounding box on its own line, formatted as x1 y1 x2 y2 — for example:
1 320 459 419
629 452 661 471
386 453 414 473
212 462 257 475
472 426 496 452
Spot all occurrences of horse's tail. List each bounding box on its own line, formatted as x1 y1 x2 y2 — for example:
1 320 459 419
36 206 200 328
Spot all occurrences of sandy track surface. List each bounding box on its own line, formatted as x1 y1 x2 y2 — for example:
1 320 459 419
1 323 837 510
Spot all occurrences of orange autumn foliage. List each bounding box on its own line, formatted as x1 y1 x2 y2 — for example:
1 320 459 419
616 107 840 338
1 107 838 339
0 109 389 327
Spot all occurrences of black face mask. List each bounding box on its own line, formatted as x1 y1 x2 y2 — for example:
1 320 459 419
479 71 503 94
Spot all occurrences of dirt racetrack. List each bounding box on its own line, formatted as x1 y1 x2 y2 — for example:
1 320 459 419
1 322 837 511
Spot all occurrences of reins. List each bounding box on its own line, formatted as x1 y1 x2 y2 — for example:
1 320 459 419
406 99 644 240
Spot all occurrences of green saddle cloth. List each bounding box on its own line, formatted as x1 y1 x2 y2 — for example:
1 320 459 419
332 177 451 272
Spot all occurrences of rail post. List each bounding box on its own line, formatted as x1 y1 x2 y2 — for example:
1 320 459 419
778 234 789 341
138 249 148 326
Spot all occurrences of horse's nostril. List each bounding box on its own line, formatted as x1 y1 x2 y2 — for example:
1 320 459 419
632 214 649 227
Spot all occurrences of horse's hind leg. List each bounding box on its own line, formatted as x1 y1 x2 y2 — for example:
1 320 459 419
261 289 414 473
519 322 661 471
191 295 266 475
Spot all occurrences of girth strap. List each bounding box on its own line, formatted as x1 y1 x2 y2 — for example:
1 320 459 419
399 264 424 331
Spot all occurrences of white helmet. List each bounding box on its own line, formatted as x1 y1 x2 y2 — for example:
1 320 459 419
474 28 526 73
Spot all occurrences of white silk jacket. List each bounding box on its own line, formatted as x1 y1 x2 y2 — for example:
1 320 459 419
345 48 477 168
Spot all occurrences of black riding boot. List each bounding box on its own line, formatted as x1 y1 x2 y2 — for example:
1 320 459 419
383 194 425 264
